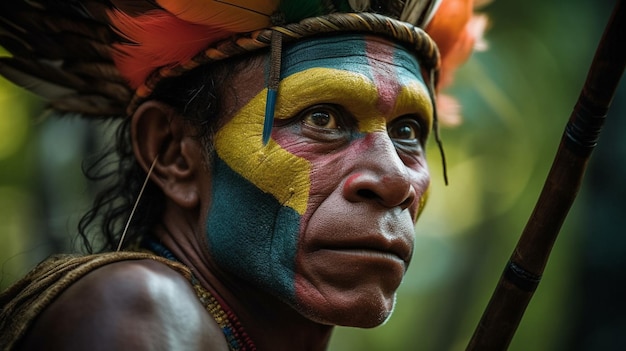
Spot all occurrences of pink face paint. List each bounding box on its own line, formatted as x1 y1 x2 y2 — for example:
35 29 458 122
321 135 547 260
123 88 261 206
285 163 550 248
366 38 403 115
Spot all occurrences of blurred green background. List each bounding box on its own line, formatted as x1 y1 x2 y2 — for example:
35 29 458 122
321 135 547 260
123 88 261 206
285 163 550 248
1 0 624 350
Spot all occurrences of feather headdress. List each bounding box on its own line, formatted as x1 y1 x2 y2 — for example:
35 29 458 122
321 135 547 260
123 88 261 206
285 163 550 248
0 0 486 118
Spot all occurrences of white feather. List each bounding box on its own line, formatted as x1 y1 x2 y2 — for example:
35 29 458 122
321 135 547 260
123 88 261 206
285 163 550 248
400 0 443 27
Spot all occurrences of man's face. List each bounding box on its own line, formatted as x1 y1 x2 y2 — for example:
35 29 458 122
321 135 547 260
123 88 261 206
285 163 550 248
205 34 432 327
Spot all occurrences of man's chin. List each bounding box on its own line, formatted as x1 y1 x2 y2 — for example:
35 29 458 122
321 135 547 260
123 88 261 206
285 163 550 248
294 290 397 328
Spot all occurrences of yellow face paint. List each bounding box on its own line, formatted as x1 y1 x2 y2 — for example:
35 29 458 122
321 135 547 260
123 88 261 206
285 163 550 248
214 91 311 215
273 68 433 134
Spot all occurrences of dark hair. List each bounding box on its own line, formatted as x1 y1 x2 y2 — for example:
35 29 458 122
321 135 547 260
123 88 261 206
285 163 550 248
76 53 263 253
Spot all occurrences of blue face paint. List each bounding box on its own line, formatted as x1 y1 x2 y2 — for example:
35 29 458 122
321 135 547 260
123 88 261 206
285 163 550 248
207 157 300 301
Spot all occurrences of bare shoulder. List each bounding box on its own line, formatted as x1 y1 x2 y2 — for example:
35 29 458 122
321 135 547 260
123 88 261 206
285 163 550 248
19 258 228 351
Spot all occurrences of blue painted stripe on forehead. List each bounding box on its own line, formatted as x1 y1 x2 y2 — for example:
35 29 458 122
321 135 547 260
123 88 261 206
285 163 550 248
280 34 423 81
392 41 426 86
281 34 370 80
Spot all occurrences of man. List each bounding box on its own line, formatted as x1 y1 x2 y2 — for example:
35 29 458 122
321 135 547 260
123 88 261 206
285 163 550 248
0 1 485 350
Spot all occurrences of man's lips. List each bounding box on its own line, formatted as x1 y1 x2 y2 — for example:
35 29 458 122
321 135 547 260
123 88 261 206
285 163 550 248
309 233 412 265
315 249 407 271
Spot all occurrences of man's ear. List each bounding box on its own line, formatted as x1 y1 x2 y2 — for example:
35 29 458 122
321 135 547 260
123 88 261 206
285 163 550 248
131 101 205 209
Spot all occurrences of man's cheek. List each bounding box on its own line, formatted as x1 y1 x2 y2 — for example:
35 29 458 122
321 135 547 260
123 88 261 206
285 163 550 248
214 102 312 216
206 156 303 300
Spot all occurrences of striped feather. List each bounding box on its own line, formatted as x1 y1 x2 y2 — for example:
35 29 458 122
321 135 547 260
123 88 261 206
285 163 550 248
65 62 126 84
90 80 132 102
5 6 112 43
0 57 131 102
23 32 112 61
0 32 34 59
50 94 126 116
0 57 86 91
0 60 76 100
0 0 127 116
0 11 113 61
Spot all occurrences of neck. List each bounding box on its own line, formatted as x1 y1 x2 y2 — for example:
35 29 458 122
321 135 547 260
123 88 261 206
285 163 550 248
216 275 334 351
154 204 334 351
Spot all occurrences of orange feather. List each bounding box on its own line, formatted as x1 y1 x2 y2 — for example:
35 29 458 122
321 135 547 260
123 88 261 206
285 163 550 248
155 0 278 30
427 0 487 88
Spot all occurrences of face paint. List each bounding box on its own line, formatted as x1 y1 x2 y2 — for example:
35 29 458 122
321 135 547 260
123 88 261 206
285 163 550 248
207 34 432 326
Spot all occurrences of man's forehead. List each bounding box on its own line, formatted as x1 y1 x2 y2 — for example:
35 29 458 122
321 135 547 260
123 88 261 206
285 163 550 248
274 34 429 119
280 34 424 83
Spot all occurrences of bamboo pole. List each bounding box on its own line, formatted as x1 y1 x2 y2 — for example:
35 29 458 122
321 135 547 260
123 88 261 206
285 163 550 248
466 1 626 350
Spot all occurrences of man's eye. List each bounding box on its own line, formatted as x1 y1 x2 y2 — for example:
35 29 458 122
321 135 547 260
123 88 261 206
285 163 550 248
388 118 423 142
302 109 339 129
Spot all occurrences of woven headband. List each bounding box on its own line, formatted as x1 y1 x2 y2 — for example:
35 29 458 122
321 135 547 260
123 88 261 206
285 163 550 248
131 12 441 116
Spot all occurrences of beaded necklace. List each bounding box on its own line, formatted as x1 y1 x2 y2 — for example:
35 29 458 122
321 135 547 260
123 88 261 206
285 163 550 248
144 239 257 351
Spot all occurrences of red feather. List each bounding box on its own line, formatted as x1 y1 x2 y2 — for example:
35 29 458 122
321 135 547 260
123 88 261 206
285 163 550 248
108 9 233 88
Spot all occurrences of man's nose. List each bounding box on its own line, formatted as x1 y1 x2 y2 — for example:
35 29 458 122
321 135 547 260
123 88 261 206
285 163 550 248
342 133 417 210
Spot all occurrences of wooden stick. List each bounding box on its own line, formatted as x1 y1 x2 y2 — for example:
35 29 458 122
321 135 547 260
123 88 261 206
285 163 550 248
466 1 626 350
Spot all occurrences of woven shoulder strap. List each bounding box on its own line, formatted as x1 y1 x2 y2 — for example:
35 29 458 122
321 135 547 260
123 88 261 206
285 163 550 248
0 251 191 350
